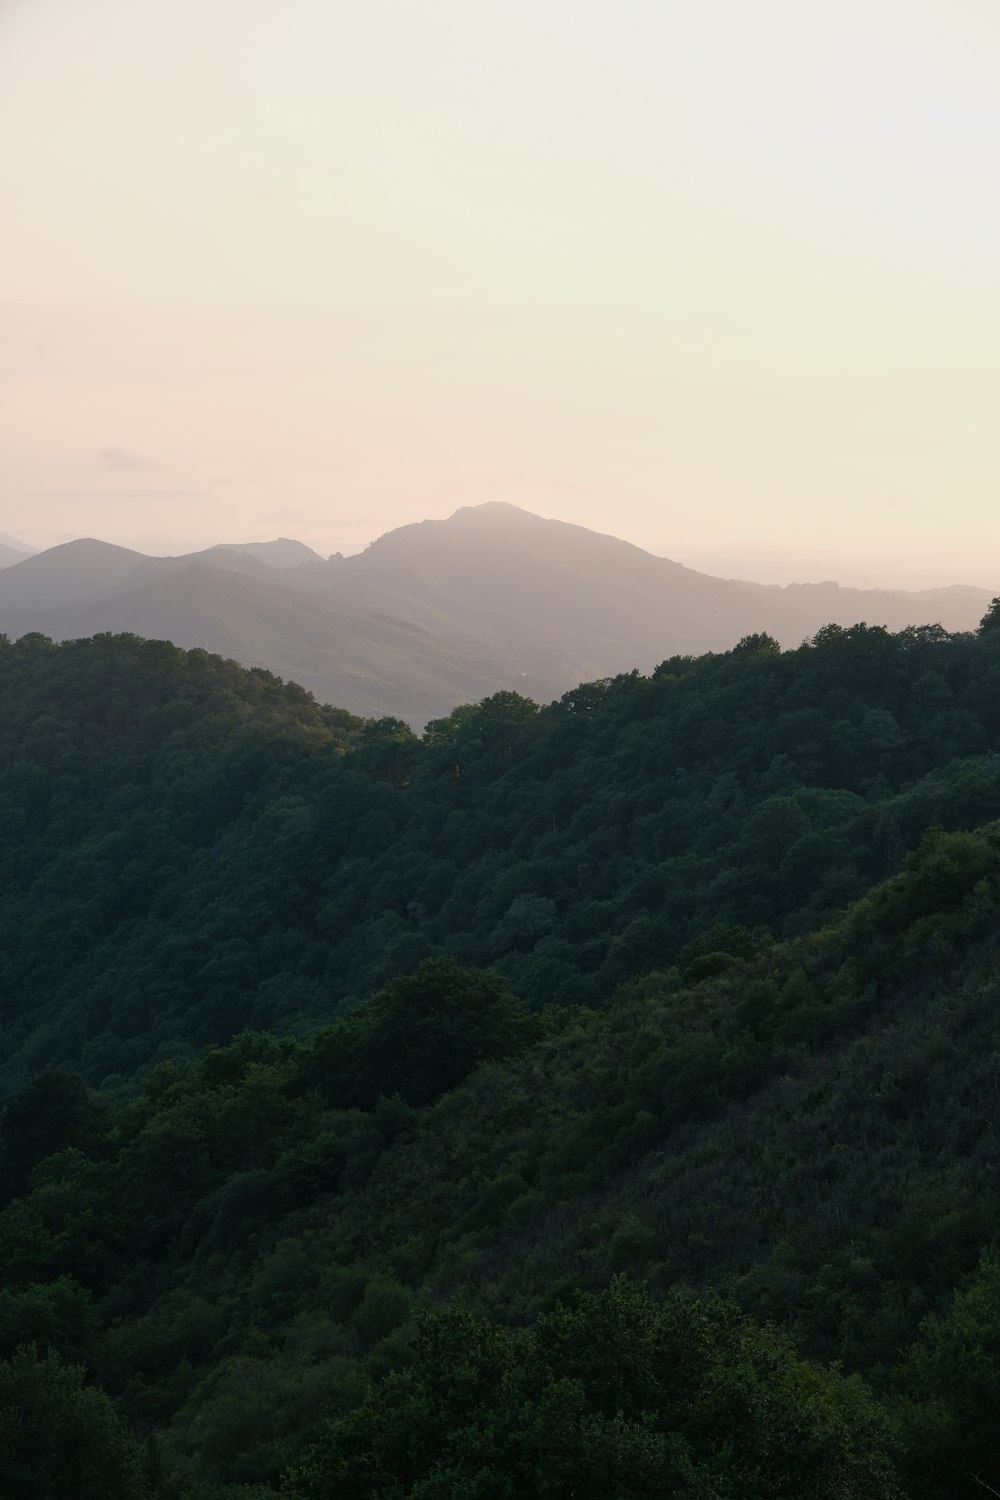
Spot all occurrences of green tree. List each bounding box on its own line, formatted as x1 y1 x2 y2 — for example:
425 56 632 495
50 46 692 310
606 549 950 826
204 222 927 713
733 632 781 655
898 1253 1000 1498
978 596 1000 635
306 957 535 1108
291 1281 900 1499
0 1345 148 1499
0 1073 102 1195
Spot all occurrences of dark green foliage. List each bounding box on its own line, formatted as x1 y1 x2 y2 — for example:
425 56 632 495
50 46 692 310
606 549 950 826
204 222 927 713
0 1345 148 1499
978 596 1000 634
897 1254 1000 1498
0 1277 97 1363
291 1280 899 1499
302 957 535 1108
3 822 999 1493
9 623 1000 1089
733 630 781 654
0 634 360 1088
6 626 1000 1495
1 1071 104 1193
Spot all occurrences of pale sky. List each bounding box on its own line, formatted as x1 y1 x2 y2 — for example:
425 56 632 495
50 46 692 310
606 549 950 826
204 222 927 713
2 0 999 586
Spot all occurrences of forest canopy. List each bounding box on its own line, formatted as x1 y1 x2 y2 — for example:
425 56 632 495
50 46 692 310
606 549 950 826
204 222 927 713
4 624 1000 1496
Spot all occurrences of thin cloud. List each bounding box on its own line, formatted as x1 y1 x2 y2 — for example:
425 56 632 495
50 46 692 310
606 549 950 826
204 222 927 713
28 488 201 502
96 448 163 473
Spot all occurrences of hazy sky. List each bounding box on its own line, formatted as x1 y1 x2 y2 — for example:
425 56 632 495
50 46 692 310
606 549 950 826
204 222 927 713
3 0 999 586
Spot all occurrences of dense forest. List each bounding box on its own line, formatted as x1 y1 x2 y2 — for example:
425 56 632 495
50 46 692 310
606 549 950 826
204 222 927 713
4 617 1000 1496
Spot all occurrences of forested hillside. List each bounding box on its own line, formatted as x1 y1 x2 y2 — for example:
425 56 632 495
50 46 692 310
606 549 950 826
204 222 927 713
5 619 1000 1091
4 618 1000 1497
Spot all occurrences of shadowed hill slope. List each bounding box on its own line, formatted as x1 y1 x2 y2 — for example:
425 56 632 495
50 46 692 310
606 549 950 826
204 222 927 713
5 620 1000 1095
0 561 516 721
4 627 1000 1494
3 757 1000 1495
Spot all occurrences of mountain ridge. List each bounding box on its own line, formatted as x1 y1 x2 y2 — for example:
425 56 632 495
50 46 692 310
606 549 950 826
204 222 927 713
0 504 994 720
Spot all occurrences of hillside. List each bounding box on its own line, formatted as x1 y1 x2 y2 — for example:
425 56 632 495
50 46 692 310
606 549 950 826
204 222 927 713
215 538 325 569
4 618 1000 1093
5 833 995 1497
0 539 33 569
0 504 993 722
0 560 516 721
319 502 996 671
0 538 151 609
4 624 1000 1495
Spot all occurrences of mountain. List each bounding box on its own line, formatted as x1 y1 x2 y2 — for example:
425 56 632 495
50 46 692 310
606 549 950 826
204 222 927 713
0 533 38 568
316 502 997 685
4 626 1000 1495
214 536 325 569
0 537 34 569
0 537 153 607
0 559 518 721
0 504 993 721
6 621 1000 1091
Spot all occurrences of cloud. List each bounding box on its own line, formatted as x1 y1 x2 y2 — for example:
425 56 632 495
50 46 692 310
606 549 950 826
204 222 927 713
95 447 163 473
27 488 201 503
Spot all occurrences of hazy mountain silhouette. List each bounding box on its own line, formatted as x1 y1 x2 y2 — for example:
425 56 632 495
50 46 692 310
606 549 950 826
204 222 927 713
307 503 995 694
0 503 993 720
0 538 151 607
215 537 324 569
0 553 514 721
0 536 37 569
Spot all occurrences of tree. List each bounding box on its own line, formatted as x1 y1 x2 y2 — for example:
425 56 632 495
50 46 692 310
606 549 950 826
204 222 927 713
733 632 781 655
290 1280 900 1499
978 596 1000 636
305 957 535 1108
0 1345 148 1499
355 717 422 787
899 1253 1000 1498
0 1073 102 1195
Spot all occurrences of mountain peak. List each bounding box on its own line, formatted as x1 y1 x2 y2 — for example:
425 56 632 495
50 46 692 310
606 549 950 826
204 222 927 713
0 536 148 609
449 501 542 524
9 537 148 565
216 537 324 569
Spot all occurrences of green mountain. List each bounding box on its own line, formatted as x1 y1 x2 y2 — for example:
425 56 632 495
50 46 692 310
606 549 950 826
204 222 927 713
4 618 1000 1496
6 618 1000 1091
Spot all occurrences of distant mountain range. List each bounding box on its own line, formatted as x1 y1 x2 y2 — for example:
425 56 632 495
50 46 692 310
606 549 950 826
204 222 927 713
0 503 994 720
0 534 36 569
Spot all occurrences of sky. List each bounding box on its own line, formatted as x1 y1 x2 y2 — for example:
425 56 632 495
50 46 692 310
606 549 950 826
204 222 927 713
2 0 999 587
